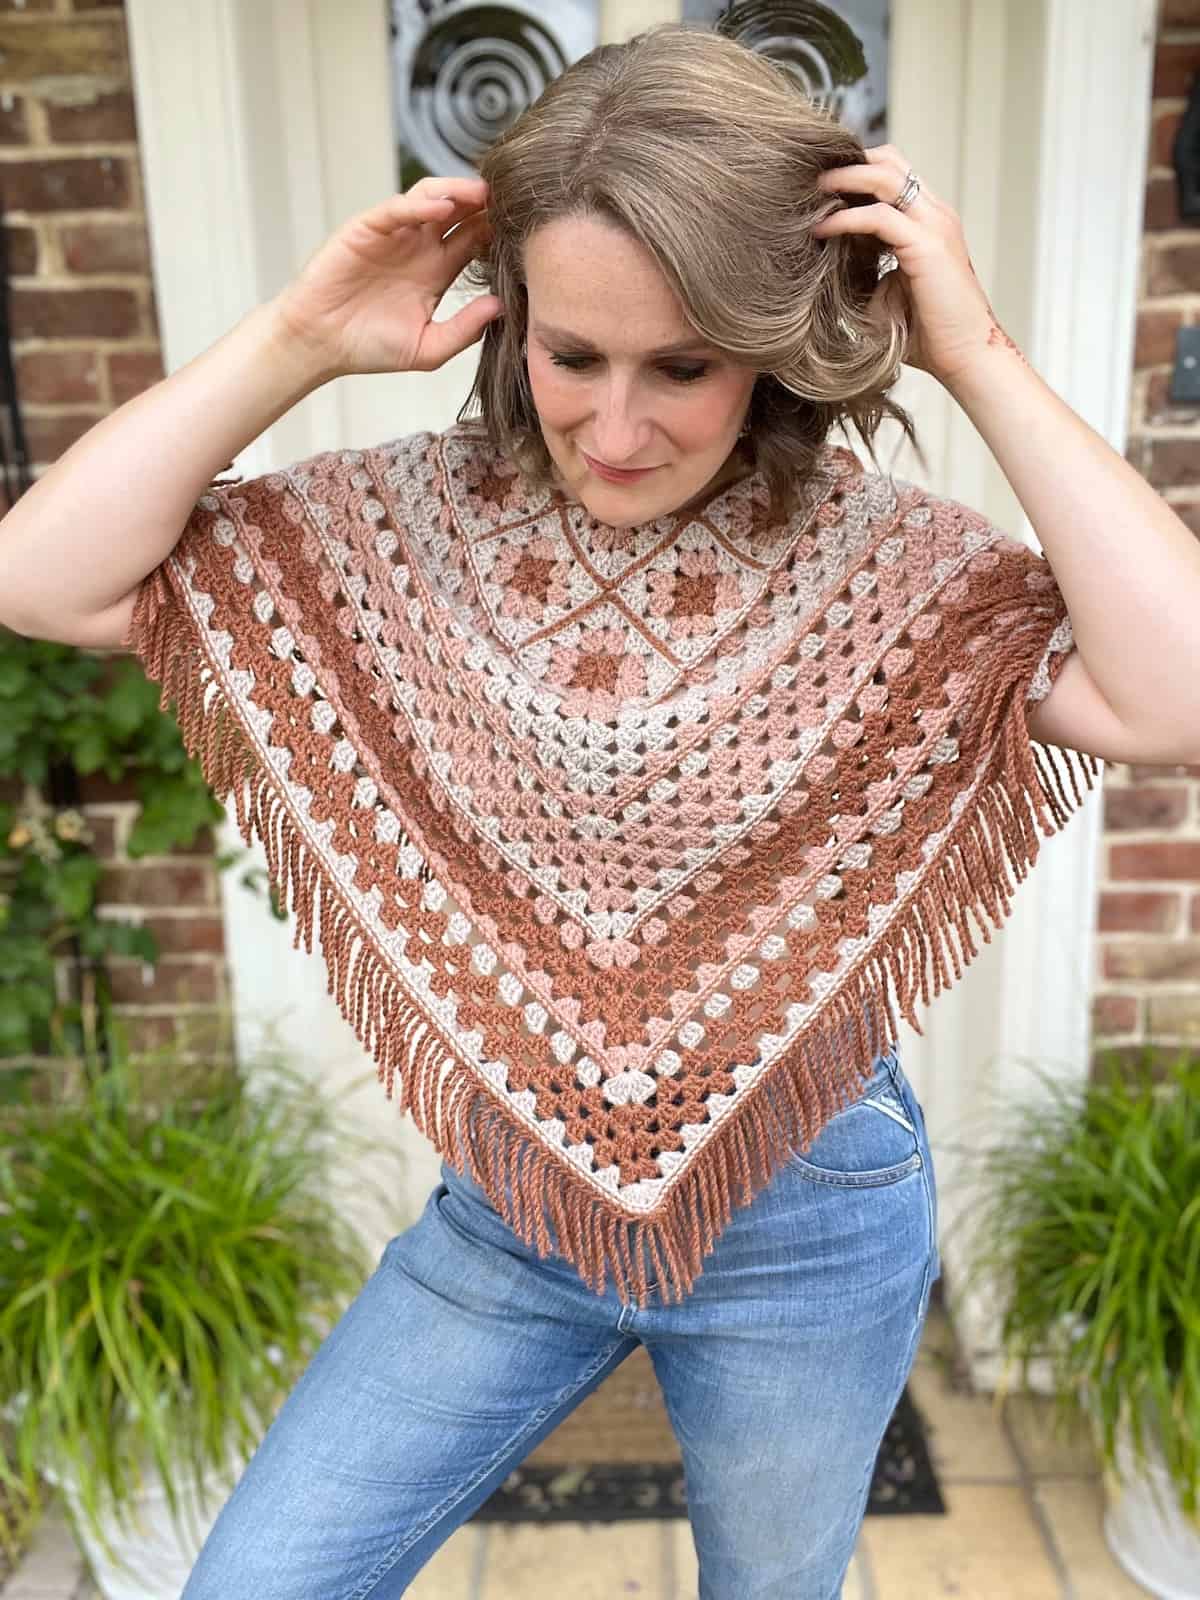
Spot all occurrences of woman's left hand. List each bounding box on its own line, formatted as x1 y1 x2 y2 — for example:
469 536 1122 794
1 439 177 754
812 145 1019 390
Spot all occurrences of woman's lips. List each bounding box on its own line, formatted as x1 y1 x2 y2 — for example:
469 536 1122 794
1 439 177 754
581 449 658 484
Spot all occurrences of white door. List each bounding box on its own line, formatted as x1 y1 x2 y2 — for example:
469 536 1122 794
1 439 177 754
127 0 1148 1377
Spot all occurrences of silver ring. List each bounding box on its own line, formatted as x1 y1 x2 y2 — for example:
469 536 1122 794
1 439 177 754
892 170 921 212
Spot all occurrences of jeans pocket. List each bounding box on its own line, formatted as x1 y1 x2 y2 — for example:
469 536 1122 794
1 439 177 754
784 1055 923 1187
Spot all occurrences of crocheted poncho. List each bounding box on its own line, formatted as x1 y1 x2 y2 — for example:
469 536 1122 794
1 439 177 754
123 419 1096 1307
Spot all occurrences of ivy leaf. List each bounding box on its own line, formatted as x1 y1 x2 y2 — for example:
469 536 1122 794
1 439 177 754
128 769 223 859
0 995 32 1056
84 920 158 965
0 930 51 982
19 979 55 1021
50 854 102 922
15 747 50 788
103 666 161 740
0 657 31 697
68 728 112 776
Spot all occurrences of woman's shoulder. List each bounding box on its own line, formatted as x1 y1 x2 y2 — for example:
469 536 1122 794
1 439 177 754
360 417 505 485
285 418 492 476
804 450 1059 592
371 417 490 458
832 450 1015 541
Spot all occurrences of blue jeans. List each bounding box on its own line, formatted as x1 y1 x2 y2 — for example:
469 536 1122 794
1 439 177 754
181 1046 939 1599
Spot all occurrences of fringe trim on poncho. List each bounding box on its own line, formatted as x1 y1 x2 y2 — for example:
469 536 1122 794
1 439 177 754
123 423 1098 1307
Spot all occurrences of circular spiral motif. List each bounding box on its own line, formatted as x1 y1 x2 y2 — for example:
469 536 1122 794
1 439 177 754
395 5 573 175
392 1 885 172
711 0 886 138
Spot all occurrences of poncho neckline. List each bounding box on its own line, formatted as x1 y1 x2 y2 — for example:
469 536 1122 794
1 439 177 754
124 419 1095 1308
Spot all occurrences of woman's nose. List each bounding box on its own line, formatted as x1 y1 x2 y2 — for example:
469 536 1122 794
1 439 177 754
591 387 650 465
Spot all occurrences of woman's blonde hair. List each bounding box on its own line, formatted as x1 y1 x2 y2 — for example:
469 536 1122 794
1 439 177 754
458 20 919 518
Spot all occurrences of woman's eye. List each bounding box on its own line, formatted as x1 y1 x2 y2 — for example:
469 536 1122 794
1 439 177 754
547 354 710 385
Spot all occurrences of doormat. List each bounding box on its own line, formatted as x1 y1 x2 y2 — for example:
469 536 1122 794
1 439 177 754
470 1384 945 1524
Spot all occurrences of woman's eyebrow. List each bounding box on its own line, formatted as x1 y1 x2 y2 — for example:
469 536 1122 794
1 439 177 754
530 322 713 356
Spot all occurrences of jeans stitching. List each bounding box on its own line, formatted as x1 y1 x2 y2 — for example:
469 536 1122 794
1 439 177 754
866 1094 916 1133
886 1059 941 1283
785 1054 923 1186
914 1103 940 1283
788 1147 923 1188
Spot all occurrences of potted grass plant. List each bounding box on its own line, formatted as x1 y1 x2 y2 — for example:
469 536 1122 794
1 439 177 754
958 1046 1200 1600
0 1016 404 1600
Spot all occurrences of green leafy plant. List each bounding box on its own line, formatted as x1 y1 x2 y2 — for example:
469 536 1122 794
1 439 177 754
0 636 223 855
958 1047 1200 1523
0 630 284 1060
0 1015 402 1571
0 790 157 1059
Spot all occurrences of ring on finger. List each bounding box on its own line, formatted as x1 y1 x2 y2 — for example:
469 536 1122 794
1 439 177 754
892 169 921 212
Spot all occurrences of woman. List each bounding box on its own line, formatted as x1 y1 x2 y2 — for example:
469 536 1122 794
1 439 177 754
2 21 1197 1600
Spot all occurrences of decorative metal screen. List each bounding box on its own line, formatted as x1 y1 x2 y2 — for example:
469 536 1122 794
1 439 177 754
683 0 889 140
390 0 600 181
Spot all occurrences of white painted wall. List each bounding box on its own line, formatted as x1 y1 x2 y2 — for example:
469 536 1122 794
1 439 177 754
883 0 1154 1386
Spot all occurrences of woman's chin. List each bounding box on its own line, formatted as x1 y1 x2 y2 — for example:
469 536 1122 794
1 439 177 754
580 491 666 528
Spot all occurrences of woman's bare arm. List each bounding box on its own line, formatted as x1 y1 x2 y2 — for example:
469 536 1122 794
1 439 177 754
0 174 501 652
0 300 327 649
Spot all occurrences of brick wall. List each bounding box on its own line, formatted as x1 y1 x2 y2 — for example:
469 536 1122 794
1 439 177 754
1098 0 1200 1060
0 0 232 1064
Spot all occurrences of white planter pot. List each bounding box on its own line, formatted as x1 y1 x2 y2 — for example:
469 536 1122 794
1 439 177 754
41 1433 254 1600
1102 1414 1200 1600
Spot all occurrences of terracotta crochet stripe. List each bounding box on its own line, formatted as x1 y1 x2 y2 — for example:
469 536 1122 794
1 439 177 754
123 423 1096 1308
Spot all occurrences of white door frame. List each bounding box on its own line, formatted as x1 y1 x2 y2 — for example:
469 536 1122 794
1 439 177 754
884 0 1155 1386
126 0 1155 1371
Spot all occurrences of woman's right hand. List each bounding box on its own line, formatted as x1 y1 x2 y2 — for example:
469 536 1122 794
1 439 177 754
270 174 503 382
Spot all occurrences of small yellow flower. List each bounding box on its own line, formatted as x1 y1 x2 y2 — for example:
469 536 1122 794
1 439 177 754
54 809 88 843
7 825 32 851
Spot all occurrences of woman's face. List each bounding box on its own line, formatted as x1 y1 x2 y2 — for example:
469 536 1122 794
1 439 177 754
522 214 757 528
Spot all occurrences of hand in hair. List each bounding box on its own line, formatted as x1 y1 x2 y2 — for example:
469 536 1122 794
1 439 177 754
272 175 504 382
813 145 1016 390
